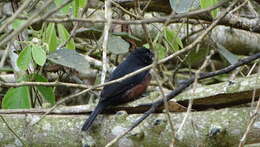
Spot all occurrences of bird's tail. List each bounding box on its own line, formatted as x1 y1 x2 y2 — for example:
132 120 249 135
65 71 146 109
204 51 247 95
81 102 106 131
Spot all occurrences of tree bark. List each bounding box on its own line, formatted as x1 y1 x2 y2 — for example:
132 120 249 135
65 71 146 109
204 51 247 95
0 108 259 146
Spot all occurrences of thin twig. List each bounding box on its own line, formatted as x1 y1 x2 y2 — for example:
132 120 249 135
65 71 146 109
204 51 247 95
239 65 260 147
249 63 258 108
111 0 140 19
141 0 152 16
247 62 257 76
0 81 89 89
0 44 10 68
247 0 258 17
153 70 176 138
239 96 260 147
101 0 112 84
229 0 249 14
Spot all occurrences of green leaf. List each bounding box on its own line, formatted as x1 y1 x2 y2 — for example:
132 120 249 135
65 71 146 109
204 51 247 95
73 0 87 17
32 45 46 66
79 0 87 7
45 23 58 52
17 46 32 70
57 24 75 49
211 0 219 17
174 31 183 48
73 0 79 17
2 87 31 109
200 0 219 17
107 35 129 54
164 28 183 51
32 74 55 105
40 23 47 41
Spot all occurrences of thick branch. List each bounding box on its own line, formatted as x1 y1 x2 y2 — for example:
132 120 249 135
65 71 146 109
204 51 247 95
0 108 259 146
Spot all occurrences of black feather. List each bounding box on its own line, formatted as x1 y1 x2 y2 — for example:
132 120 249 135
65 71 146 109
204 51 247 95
81 102 108 131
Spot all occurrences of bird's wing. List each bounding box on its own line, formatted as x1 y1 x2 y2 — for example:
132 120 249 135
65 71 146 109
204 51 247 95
100 65 148 102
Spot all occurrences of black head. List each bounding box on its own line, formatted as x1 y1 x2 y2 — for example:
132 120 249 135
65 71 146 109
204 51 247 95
129 47 154 65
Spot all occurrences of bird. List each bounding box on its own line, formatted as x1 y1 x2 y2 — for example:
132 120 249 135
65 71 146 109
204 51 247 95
81 47 154 131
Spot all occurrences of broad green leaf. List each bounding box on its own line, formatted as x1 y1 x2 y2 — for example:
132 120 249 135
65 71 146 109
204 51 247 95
48 49 90 74
57 24 75 49
17 46 32 70
107 35 129 54
32 74 55 105
216 43 239 64
170 0 200 13
2 87 31 109
45 23 58 52
12 19 26 29
32 45 46 66
200 0 219 17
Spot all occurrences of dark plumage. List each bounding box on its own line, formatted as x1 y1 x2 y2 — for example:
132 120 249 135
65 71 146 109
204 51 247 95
81 47 154 131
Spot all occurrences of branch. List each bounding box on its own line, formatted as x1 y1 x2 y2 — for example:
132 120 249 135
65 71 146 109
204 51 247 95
0 81 89 89
0 108 259 146
101 0 112 84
